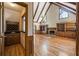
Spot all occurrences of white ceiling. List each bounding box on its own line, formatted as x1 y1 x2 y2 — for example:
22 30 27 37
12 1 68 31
4 2 25 22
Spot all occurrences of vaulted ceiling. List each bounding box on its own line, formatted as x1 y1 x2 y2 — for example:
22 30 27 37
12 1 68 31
33 2 76 23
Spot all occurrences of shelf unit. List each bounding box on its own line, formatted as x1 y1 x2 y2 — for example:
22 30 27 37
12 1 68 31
56 22 76 39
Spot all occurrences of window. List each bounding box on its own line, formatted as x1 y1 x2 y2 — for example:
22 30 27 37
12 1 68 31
22 16 26 32
60 8 69 19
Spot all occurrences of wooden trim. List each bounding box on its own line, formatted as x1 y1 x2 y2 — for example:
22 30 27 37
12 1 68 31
33 2 40 19
36 2 47 22
40 3 51 23
51 2 76 14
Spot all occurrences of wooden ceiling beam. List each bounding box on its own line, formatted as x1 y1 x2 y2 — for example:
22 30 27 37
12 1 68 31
40 3 51 23
33 2 40 19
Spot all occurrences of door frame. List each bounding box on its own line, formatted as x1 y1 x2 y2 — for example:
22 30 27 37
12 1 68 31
15 2 34 56
15 2 29 56
76 2 79 56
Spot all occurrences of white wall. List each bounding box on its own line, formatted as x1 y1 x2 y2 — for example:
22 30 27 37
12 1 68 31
46 4 59 28
46 4 76 28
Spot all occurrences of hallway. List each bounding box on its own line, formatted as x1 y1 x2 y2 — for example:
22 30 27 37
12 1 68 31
4 44 25 56
34 34 76 56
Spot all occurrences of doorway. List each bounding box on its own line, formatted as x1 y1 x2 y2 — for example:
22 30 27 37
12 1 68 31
0 2 29 56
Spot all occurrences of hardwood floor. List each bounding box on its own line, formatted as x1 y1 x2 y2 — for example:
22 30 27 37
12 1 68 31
4 44 25 56
34 34 76 56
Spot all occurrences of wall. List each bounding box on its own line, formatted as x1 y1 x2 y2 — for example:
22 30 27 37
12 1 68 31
27 2 33 36
4 8 20 32
46 4 59 28
46 4 76 28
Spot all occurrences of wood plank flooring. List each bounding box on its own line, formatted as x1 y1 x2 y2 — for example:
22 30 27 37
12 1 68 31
34 34 76 56
4 44 25 56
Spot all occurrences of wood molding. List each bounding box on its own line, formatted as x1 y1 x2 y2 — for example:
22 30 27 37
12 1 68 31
37 2 47 22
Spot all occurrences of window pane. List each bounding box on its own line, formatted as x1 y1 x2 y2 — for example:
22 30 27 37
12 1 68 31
23 16 25 32
60 8 68 19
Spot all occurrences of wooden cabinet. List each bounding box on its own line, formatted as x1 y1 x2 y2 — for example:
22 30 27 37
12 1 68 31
57 23 65 32
56 23 76 39
57 23 76 32
5 33 20 46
